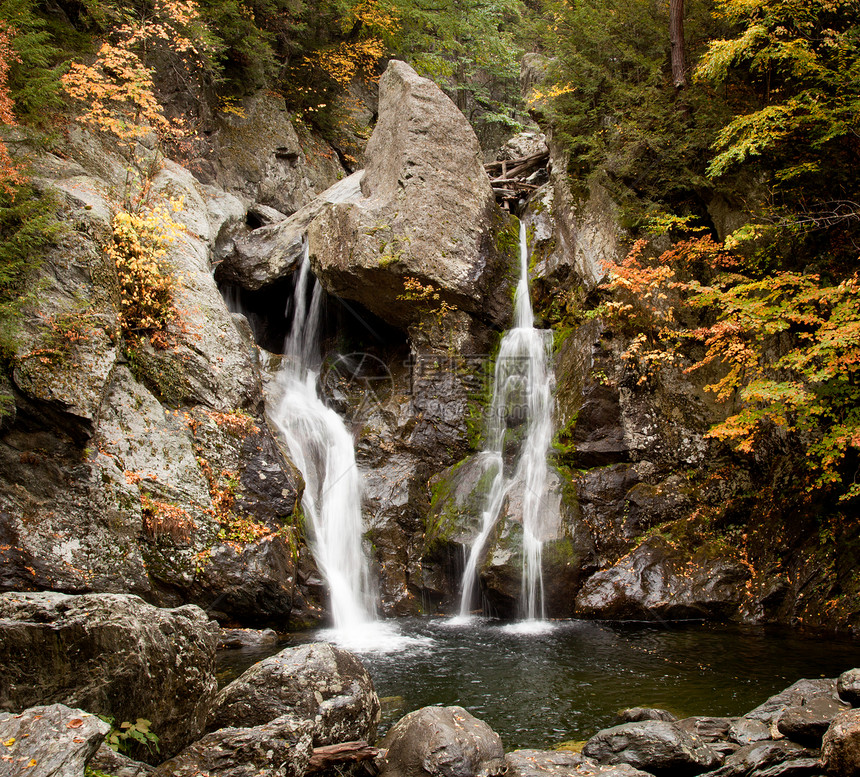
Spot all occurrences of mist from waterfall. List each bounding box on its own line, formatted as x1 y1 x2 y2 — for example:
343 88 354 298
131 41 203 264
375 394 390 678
458 221 556 623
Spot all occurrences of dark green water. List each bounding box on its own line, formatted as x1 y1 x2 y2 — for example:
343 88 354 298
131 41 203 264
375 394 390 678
217 617 860 750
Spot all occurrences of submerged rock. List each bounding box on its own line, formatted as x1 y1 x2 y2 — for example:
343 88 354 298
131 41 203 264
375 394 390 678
208 642 380 745
0 704 108 777
0 592 218 761
379 705 505 777
153 714 314 777
582 720 721 776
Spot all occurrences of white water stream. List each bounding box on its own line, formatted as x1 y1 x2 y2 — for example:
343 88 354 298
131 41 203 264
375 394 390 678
271 245 376 631
458 222 556 623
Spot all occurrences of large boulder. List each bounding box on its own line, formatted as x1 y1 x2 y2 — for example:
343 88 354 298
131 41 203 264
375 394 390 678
153 715 314 777
0 592 218 760
822 709 860 777
379 706 505 777
574 537 750 620
0 704 109 777
308 60 515 338
582 720 721 776
208 642 380 745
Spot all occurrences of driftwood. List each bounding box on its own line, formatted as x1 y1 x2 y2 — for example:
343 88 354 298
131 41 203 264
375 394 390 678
308 741 379 772
484 151 549 181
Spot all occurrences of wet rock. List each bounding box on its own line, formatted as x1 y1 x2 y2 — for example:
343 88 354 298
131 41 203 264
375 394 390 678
208 642 380 746
754 759 824 777
219 627 279 649
822 709 860 777
678 717 733 742
506 751 653 777
747 680 840 726
379 705 505 777
582 720 721 776
729 719 772 746
88 744 156 777
505 749 585 777
778 697 851 746
708 741 812 777
0 592 218 761
620 709 678 724
0 704 108 777
308 60 514 340
838 671 860 707
574 537 750 620
153 714 314 777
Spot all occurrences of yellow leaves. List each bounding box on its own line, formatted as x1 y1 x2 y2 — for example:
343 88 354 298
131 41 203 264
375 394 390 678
109 202 183 345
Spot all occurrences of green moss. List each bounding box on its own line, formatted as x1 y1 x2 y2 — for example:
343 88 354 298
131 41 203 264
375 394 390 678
126 346 187 407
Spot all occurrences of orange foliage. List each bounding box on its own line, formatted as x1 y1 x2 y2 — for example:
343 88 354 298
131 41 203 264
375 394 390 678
0 22 24 193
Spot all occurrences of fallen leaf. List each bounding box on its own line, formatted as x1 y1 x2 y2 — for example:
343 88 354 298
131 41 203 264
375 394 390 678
67 719 84 729
2 738 14 748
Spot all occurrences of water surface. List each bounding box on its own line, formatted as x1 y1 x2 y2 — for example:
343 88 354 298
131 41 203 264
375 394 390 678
217 617 860 750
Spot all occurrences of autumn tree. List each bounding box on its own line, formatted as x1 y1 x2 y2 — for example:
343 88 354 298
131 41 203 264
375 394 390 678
695 0 860 267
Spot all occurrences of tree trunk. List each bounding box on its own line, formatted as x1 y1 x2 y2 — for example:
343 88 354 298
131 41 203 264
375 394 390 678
670 0 686 88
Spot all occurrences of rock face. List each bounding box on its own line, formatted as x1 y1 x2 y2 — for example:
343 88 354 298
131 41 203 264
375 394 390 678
822 709 860 777
0 592 218 760
574 537 751 620
153 715 314 777
0 124 316 627
208 642 380 746
308 60 515 337
0 704 109 777
380 706 505 777
582 721 720 776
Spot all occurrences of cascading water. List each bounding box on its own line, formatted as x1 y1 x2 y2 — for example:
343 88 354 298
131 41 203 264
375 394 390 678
458 221 556 622
270 244 375 630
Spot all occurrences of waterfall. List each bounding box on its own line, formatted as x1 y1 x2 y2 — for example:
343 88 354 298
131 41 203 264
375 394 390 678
458 221 556 621
270 244 375 629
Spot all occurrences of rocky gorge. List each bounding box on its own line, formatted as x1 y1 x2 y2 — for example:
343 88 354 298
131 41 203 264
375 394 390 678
0 32 858 776
1 53 854 632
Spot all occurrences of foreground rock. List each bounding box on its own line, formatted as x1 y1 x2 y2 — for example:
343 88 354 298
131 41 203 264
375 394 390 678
0 592 218 760
506 750 652 777
0 704 108 777
154 715 314 777
778 696 850 746
379 706 505 777
583 720 720 776
88 744 156 777
838 671 860 707
707 740 813 777
822 709 860 777
208 642 380 745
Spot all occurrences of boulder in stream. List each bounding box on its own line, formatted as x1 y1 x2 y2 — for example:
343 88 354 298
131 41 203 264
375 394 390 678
379 705 505 777
582 720 721 776
506 750 652 777
778 696 851 746
0 591 218 761
208 642 380 745
838 671 860 707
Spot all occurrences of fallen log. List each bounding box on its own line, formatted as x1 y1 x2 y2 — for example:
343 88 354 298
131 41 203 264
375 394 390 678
308 741 379 772
484 151 549 179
